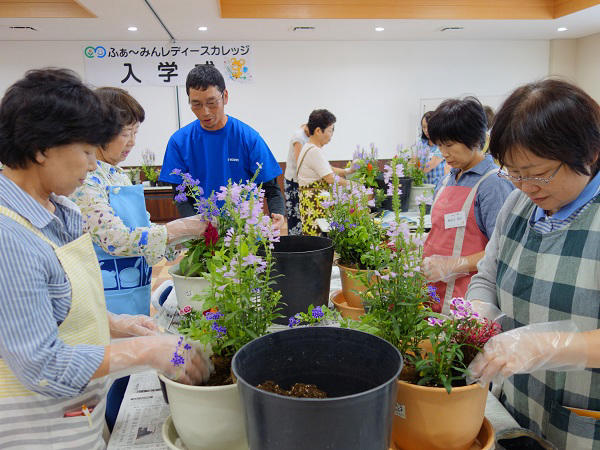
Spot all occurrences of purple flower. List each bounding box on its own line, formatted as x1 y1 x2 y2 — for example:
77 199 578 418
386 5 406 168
427 317 445 327
288 316 301 328
171 168 182 175
242 254 262 267
312 306 324 319
183 343 192 350
205 311 224 320
171 352 185 366
211 322 227 337
174 192 188 203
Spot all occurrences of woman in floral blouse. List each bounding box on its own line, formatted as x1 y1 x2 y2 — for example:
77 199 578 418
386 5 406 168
70 87 207 429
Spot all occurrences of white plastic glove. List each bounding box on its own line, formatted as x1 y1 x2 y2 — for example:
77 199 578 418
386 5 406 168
423 255 470 283
469 300 506 323
165 215 208 245
108 335 212 386
108 312 158 338
467 321 588 387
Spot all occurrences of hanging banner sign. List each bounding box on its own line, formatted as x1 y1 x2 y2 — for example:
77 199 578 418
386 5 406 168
82 41 254 87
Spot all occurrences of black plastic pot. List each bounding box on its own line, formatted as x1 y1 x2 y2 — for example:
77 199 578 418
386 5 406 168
270 236 334 325
232 327 402 450
377 174 412 212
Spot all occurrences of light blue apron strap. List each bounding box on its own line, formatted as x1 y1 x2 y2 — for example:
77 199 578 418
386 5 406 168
107 184 151 228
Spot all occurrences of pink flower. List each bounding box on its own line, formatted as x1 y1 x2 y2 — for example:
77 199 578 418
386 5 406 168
179 305 192 315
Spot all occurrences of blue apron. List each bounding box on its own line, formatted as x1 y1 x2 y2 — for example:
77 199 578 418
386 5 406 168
98 184 153 430
96 184 152 316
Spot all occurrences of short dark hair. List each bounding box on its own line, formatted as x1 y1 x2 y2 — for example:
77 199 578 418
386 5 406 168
95 87 145 128
428 97 487 151
490 79 600 176
421 111 434 141
307 109 336 135
186 64 225 96
0 68 120 169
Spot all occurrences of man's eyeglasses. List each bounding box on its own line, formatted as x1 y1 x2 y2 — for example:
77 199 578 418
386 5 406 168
497 162 563 186
190 92 224 111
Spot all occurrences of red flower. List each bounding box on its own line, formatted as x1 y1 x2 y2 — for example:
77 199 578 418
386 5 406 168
204 222 219 247
202 307 218 317
367 163 373 171
388 303 395 312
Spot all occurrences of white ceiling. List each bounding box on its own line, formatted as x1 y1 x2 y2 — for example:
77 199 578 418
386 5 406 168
0 0 599 41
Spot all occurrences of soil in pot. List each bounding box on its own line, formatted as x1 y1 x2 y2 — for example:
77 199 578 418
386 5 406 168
204 355 234 386
257 380 327 398
232 327 402 450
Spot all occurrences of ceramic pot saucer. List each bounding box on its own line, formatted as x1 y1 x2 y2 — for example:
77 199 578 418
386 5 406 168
389 417 494 450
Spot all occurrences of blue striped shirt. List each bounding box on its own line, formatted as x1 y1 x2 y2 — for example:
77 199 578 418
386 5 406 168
417 139 446 186
530 169 600 233
0 174 105 398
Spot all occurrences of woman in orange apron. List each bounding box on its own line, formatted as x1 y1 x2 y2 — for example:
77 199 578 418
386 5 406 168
422 97 514 313
0 69 210 449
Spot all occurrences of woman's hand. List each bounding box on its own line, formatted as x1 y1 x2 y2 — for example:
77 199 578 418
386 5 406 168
165 215 208 245
423 255 469 282
108 312 158 338
102 335 212 386
467 321 588 387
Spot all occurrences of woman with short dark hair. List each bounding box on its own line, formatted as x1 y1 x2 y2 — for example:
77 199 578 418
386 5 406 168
70 87 210 430
422 96 514 311
297 109 358 235
0 69 210 448
467 79 600 449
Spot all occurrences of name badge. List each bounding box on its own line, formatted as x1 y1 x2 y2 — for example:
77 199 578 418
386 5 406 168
444 211 466 229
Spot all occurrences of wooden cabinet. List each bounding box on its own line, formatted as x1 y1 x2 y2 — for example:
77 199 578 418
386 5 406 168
144 187 180 223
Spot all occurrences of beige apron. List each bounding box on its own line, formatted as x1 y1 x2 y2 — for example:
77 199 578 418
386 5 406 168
0 205 111 449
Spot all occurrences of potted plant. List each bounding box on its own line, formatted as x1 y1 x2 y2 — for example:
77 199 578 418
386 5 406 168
349 144 386 210
167 172 220 310
159 170 282 450
142 165 159 186
141 148 159 186
404 145 436 212
354 161 500 450
322 179 386 308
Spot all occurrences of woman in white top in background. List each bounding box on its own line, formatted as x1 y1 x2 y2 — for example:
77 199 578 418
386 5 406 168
297 109 358 235
284 124 309 235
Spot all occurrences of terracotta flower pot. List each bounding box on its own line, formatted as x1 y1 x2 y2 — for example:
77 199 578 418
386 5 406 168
392 381 488 450
330 289 365 320
336 260 375 308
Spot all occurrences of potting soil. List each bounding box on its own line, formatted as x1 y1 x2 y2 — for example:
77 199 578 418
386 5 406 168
257 380 327 398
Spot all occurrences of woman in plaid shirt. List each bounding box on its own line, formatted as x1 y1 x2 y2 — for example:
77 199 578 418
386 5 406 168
467 79 600 450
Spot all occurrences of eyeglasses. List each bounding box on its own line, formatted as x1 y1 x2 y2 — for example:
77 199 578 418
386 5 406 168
497 162 563 185
190 92 224 111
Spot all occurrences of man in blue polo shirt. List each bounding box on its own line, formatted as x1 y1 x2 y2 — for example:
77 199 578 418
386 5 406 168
159 65 285 230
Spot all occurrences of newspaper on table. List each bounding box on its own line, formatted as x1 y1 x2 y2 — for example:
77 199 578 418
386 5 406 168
107 371 171 449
